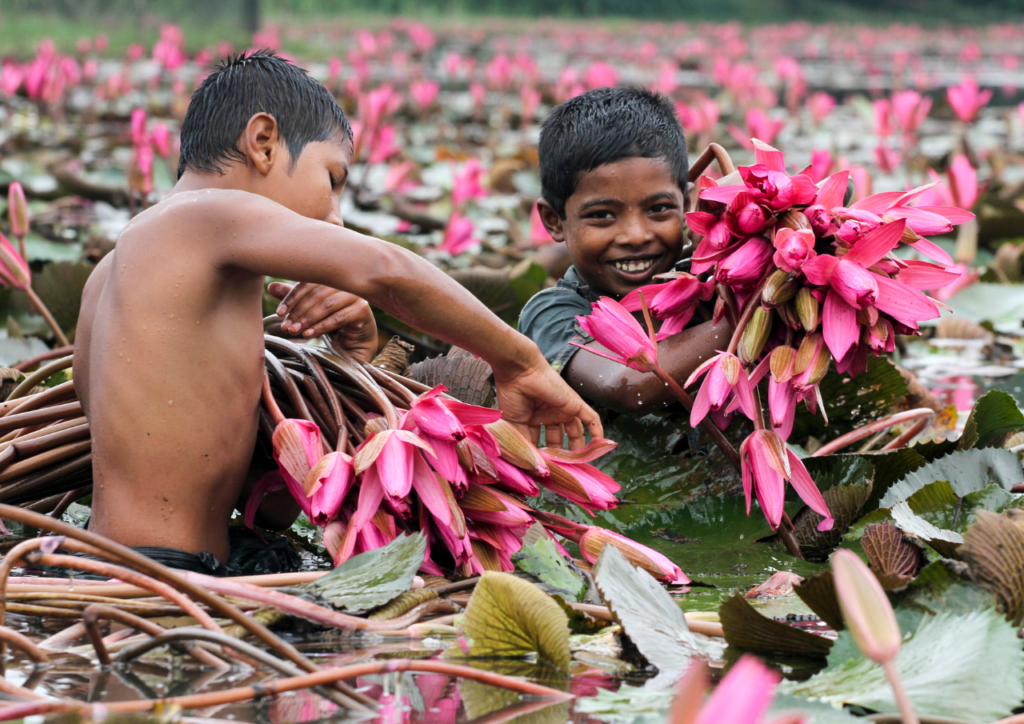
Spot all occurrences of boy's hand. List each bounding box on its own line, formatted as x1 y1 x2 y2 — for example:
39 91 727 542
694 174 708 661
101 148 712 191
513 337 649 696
269 282 378 363
493 358 603 450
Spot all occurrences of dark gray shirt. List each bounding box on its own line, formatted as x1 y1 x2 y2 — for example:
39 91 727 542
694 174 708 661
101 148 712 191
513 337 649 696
517 266 599 375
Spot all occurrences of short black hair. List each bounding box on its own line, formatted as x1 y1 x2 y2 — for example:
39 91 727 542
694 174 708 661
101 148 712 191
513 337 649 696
177 50 352 178
538 87 688 218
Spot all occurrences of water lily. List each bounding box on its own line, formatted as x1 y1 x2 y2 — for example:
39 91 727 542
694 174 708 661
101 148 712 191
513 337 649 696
685 352 757 427
741 429 833 531
947 75 991 123
772 227 816 272
574 297 658 372
621 272 714 339
578 526 689 585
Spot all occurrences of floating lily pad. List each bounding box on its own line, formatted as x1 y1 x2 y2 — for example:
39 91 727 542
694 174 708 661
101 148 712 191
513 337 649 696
959 389 1024 450
459 571 571 670
719 593 833 658
594 544 723 678
878 447 1024 508
959 510 1024 626
311 532 426 612
780 609 1024 721
861 522 921 590
513 524 587 601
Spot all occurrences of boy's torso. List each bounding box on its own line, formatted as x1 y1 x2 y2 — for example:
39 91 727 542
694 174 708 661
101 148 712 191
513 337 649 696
74 192 268 561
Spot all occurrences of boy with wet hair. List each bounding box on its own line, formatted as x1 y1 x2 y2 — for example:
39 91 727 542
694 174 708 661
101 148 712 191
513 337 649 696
73 52 601 574
520 87 732 414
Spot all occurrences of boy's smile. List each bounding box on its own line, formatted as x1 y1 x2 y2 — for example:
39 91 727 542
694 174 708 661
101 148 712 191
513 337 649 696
539 156 687 299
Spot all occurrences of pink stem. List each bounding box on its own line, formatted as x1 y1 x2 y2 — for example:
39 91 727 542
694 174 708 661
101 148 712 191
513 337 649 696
810 409 935 457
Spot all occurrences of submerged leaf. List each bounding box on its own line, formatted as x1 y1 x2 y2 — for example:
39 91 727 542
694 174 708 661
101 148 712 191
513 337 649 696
312 532 426 611
959 390 1024 451
719 594 833 658
459 572 571 670
780 609 1024 720
959 510 1024 627
594 544 722 678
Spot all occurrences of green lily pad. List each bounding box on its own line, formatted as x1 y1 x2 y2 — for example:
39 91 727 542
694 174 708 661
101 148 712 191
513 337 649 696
943 282 1024 325
779 609 1024 720
878 447 1024 508
892 559 998 628
459 571 571 670
959 389 1024 450
513 524 587 602
311 532 426 612
595 544 724 677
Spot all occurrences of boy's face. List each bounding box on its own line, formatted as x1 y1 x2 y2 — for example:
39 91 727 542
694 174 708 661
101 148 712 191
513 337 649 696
539 157 689 298
265 132 352 227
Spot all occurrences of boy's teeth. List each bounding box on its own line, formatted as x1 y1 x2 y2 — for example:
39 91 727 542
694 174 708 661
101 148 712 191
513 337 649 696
614 259 653 273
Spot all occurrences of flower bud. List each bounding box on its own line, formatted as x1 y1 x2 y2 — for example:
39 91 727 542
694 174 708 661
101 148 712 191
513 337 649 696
7 182 28 238
769 345 796 382
364 416 389 436
882 213 922 245
794 332 830 387
776 209 812 231
762 269 799 307
832 549 902 665
485 420 549 476
795 287 820 332
776 302 801 330
739 306 772 364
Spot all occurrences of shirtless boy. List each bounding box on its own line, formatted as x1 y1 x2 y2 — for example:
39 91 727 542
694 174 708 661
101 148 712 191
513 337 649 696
73 52 601 568
519 87 733 415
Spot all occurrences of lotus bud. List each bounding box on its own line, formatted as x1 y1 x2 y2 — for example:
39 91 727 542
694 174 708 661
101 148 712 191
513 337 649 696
794 332 830 386
7 182 28 238
856 305 879 327
832 549 902 664
762 269 799 307
776 208 812 231
485 419 549 476
882 213 922 245
776 302 802 330
0 234 30 290
795 287 820 332
581 526 689 584
739 307 772 364
364 416 389 436
769 345 796 382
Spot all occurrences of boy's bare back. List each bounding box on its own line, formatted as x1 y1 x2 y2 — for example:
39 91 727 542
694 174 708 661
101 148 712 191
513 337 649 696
76 191 268 560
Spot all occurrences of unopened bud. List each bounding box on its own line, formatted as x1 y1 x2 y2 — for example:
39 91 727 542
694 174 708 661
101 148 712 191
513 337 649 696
7 182 28 238
364 417 389 436
776 302 801 330
856 306 879 327
762 269 799 307
795 287 820 332
882 213 921 244
794 333 831 386
0 235 29 290
776 209 812 232
485 420 549 476
739 306 772 364
769 345 796 382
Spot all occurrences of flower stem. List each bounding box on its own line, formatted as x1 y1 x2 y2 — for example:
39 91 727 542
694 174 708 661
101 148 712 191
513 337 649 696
882 660 920 724
653 365 741 474
716 283 739 327
23 286 69 347
725 267 776 356
810 408 935 457
262 369 286 426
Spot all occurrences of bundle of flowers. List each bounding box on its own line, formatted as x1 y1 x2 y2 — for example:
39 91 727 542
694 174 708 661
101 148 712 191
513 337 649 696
577 139 972 532
249 338 687 584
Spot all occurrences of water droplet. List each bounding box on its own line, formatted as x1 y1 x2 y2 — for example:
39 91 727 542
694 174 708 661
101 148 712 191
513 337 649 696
168 400 174 406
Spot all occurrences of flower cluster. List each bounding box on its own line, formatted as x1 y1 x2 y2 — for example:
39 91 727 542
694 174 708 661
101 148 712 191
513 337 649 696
252 359 685 584
579 139 971 531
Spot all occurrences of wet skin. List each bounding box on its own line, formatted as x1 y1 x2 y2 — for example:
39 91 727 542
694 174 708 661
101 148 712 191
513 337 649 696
75 113 601 561
537 156 735 415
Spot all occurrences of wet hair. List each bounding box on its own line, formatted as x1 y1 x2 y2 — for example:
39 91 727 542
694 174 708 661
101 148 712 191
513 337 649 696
539 87 688 218
177 50 352 178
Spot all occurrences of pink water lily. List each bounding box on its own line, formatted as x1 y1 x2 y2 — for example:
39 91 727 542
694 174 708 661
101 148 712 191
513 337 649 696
440 213 475 255
686 352 757 427
302 451 356 526
538 438 621 513
892 89 931 135
773 228 816 272
716 235 774 290
947 75 991 123
7 182 28 239
671 656 793 724
578 526 689 585
353 427 435 501
741 429 833 531
621 272 714 339
574 297 658 372
451 158 487 208
409 79 439 109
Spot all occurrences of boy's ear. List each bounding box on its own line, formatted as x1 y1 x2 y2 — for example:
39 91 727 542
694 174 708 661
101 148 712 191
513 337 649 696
242 113 282 176
683 181 695 213
536 199 567 243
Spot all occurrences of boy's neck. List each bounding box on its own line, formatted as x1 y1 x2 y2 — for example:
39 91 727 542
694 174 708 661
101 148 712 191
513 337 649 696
171 168 252 197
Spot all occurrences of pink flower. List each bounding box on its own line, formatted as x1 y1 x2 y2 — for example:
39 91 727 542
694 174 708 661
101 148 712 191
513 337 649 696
367 125 401 165
677 95 719 136
892 90 931 134
947 75 991 123
582 61 618 89
529 201 552 245
726 191 773 235
439 213 475 255
574 297 659 372
741 429 833 531
405 385 501 442
409 79 439 110
538 438 621 513
686 352 757 427
621 272 714 340
302 452 356 526
809 149 833 183
773 228 816 272
931 263 978 302
358 84 401 133
7 182 28 238
271 418 326 502
451 158 487 208
873 98 893 138
130 107 148 147
689 656 783 724
578 526 689 585
716 236 774 290
806 91 836 125
151 123 172 159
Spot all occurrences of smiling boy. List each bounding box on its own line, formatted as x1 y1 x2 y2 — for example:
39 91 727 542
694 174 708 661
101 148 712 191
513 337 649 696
519 87 733 415
73 52 601 572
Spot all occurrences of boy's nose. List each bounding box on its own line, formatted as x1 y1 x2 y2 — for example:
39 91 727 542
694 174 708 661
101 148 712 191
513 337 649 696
616 215 655 247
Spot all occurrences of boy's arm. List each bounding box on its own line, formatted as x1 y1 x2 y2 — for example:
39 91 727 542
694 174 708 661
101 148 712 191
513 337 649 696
205 191 602 445
565 317 733 415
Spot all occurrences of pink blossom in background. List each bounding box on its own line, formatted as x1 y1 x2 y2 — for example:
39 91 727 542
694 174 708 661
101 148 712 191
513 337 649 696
892 89 931 135
873 98 893 137
409 79 439 110
440 213 476 255
582 60 619 90
451 158 487 208
806 90 836 125
529 201 553 245
947 75 992 122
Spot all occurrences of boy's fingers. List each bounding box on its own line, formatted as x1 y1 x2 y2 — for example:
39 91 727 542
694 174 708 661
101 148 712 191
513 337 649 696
267 281 294 302
565 417 586 450
275 281 315 316
544 424 564 449
527 424 541 447
283 286 338 332
577 401 603 440
302 304 364 338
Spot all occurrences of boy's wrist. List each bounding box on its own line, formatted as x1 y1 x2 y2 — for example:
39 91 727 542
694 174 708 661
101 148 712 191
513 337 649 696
488 328 547 383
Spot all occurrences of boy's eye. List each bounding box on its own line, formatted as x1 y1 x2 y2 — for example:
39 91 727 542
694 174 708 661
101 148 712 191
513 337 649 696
650 203 678 214
584 209 614 220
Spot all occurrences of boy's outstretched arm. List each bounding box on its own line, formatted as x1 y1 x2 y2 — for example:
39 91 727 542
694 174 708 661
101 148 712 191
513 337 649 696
565 316 734 415
201 191 603 447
